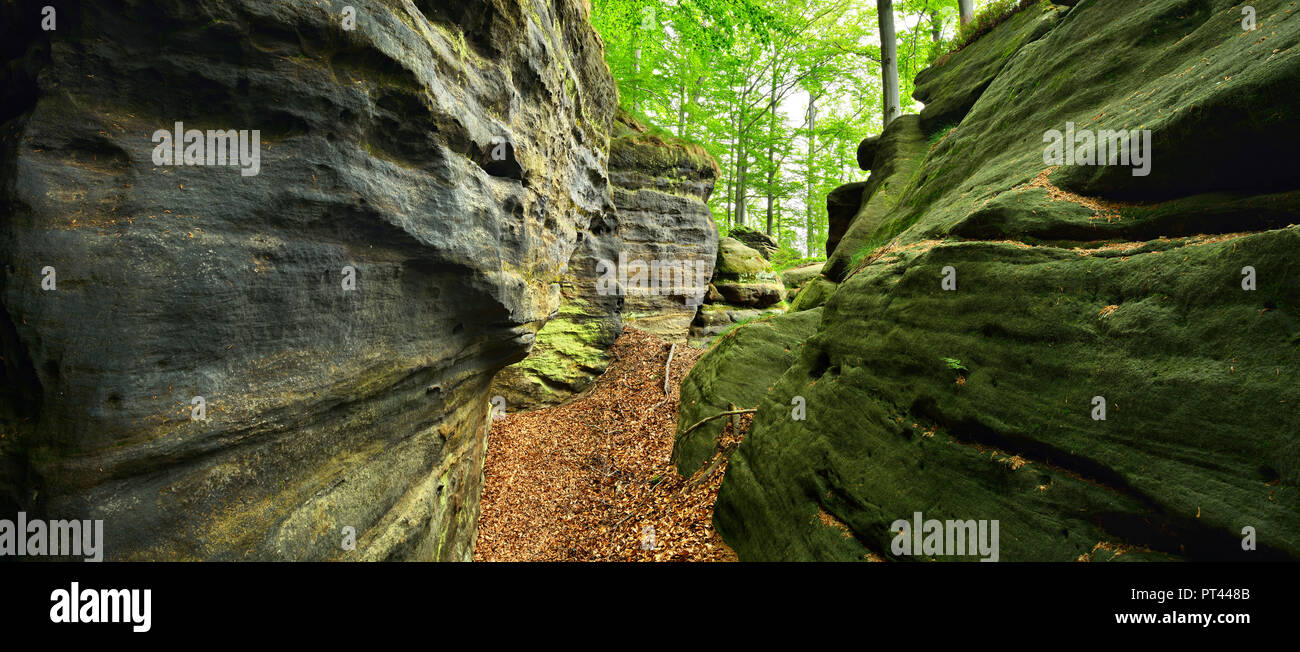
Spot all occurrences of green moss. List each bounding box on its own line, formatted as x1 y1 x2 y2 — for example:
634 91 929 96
687 0 1300 561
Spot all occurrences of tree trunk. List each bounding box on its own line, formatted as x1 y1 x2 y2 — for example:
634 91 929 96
765 72 777 236
959 0 975 26
681 78 691 135
687 75 704 142
725 96 737 226
734 131 747 229
805 95 817 257
877 0 900 127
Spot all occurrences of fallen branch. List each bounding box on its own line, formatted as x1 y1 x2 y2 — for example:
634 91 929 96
662 342 676 395
673 408 757 443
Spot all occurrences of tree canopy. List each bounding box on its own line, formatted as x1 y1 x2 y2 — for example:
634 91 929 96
590 0 970 261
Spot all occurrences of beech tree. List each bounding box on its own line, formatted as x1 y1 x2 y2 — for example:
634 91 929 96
877 0 900 127
959 0 975 25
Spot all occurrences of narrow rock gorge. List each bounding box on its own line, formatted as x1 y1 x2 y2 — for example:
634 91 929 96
1 0 1294 569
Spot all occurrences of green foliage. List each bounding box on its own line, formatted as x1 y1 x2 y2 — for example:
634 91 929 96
941 357 967 371
591 0 965 260
773 252 825 271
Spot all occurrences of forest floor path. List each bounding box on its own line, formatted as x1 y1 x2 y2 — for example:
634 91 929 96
474 328 743 561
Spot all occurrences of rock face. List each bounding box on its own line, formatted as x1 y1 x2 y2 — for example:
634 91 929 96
487 208 623 412
821 114 928 281
490 111 719 408
689 237 785 347
678 0 1300 561
825 181 866 257
727 226 779 260
610 112 720 341
912 3 1064 133
0 0 616 560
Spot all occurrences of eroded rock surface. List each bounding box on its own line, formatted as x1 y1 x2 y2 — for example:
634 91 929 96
0 0 616 560
688 236 787 348
680 0 1300 561
490 111 719 408
728 226 779 260
610 113 720 342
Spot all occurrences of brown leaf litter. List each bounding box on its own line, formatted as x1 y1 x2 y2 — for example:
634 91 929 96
474 328 741 562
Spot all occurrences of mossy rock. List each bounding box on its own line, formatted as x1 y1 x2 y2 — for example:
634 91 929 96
914 2 1064 133
611 109 720 189
789 277 836 312
728 226 779 260
822 115 929 282
674 308 823 475
700 0 1300 561
715 237 772 279
713 280 785 308
781 262 825 289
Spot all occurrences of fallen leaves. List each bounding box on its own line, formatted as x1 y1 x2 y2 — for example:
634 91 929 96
474 328 739 562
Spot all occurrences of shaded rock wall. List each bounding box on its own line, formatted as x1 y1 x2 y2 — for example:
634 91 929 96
489 111 719 408
488 203 623 412
680 0 1300 561
0 0 616 560
825 181 866 257
611 113 720 342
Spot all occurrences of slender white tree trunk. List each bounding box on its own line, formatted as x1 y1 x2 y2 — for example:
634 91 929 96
959 0 975 26
877 0 900 127
804 96 817 257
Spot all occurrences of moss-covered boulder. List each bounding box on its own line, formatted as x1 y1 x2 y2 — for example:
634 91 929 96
686 0 1300 561
705 236 784 311
713 281 784 308
675 308 823 474
715 237 771 278
788 276 836 312
781 262 825 290
729 226 780 260
822 114 929 281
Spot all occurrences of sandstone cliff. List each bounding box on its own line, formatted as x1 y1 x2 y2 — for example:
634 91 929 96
0 0 615 560
491 110 719 409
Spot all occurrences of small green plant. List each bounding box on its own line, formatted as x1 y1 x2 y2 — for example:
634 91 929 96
942 357 967 372
927 123 958 147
